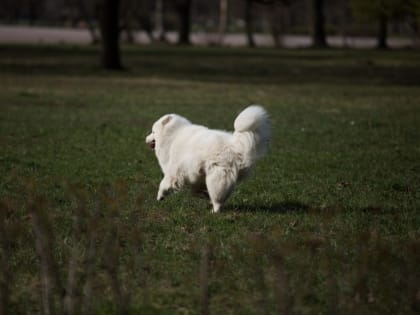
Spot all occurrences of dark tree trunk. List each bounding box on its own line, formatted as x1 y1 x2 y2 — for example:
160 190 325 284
311 0 327 48
245 0 255 47
377 14 388 49
100 0 123 70
175 0 192 45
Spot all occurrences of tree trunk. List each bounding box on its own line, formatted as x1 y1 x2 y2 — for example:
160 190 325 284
28 0 41 26
218 0 228 45
100 0 123 70
245 0 255 47
155 0 164 41
270 2 288 48
408 18 420 47
175 0 192 45
157 0 169 42
311 0 327 48
377 14 388 49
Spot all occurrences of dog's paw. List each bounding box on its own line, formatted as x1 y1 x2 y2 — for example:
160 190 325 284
211 202 222 213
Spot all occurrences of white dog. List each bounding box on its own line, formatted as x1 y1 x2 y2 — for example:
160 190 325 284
145 105 270 213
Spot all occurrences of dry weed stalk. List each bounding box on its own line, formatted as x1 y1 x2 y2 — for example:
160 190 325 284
199 242 211 315
0 201 12 315
24 181 136 315
29 195 63 315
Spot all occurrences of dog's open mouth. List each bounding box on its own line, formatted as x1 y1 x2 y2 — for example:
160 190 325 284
148 140 156 149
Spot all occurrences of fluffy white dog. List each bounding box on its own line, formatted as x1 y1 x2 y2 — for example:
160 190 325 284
145 105 270 213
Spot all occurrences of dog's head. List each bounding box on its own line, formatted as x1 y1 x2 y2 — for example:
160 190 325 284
145 114 190 150
145 114 171 150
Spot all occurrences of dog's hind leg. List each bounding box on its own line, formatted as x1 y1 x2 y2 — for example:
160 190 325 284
205 167 236 213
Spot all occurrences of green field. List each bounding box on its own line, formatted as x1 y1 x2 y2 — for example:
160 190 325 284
1 45 420 314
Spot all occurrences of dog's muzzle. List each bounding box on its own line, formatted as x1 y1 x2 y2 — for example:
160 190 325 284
145 133 156 150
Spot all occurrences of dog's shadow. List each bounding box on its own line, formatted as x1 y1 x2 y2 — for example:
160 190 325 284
226 201 310 214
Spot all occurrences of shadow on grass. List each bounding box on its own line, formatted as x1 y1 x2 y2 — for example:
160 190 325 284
227 200 310 214
1 44 420 86
227 201 402 216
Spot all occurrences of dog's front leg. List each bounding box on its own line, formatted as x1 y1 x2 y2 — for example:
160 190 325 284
157 176 175 201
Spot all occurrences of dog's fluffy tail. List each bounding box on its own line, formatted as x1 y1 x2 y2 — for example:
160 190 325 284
233 105 270 162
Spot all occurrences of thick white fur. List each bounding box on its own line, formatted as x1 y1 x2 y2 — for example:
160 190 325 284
145 105 270 213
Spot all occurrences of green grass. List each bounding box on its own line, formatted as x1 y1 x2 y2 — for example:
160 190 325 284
0 44 419 314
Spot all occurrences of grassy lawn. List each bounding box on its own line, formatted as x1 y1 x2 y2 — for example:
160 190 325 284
0 44 419 314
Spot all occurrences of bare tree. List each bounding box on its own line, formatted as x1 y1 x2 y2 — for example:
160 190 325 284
69 0 100 44
350 0 411 50
377 13 388 49
154 0 163 40
120 0 136 44
175 0 192 45
245 0 256 47
310 0 328 47
120 0 157 44
268 1 290 48
218 0 229 44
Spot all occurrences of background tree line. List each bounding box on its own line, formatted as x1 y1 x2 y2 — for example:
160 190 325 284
1 0 419 69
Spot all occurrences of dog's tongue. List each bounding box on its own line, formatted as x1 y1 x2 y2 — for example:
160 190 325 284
148 140 156 149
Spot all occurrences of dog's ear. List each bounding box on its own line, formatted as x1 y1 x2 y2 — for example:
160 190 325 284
161 115 172 126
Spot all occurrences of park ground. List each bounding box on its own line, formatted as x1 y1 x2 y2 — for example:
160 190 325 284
0 44 420 314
